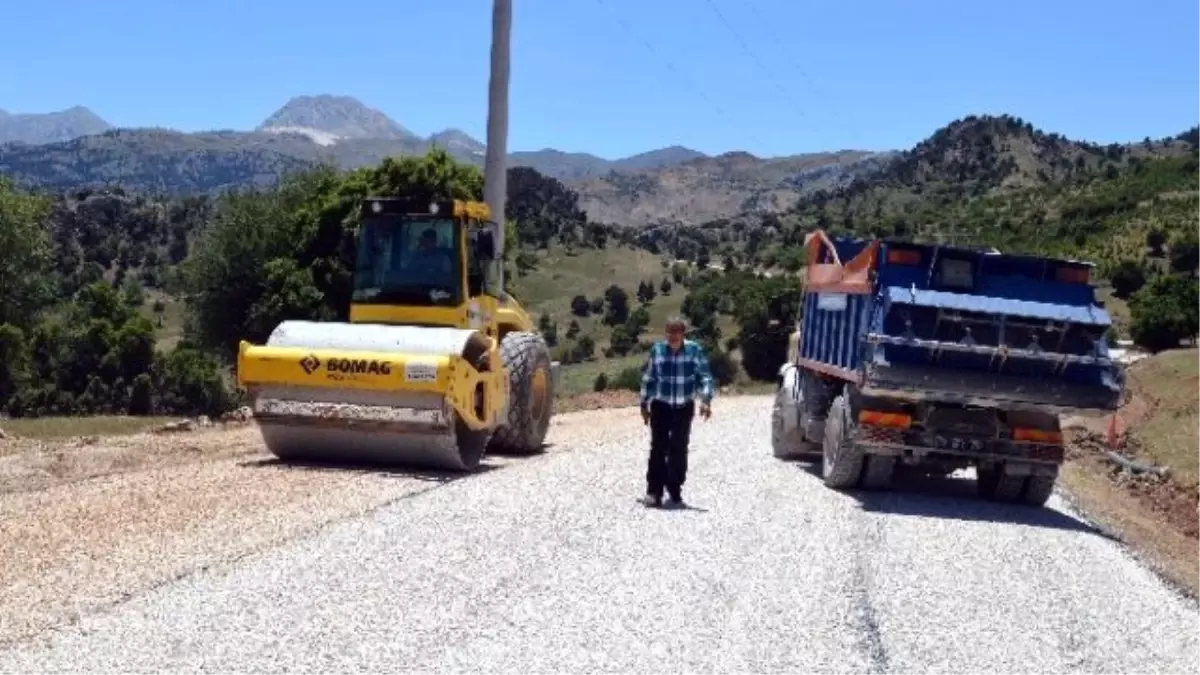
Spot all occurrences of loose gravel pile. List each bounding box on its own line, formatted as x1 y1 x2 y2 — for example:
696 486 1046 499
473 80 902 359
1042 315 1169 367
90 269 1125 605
0 396 1196 673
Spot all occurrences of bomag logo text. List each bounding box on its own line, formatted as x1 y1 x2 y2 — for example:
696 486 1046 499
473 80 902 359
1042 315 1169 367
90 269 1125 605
325 358 393 376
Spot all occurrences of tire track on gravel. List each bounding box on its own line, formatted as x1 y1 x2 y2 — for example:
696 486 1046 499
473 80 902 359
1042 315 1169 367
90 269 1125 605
850 517 891 674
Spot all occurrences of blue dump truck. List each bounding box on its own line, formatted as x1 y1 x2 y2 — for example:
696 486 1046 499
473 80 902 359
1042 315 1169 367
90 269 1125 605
771 230 1125 507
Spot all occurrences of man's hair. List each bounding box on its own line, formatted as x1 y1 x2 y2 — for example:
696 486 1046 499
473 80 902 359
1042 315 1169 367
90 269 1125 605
665 315 689 333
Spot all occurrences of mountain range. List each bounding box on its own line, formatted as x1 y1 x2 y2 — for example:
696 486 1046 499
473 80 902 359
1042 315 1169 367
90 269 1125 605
0 95 893 226
0 106 112 145
4 95 1192 230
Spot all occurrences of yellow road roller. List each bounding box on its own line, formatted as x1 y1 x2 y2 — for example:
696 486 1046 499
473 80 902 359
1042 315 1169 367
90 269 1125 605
235 196 559 471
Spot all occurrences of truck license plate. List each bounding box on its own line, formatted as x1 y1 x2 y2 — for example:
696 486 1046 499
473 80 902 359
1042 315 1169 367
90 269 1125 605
933 435 985 452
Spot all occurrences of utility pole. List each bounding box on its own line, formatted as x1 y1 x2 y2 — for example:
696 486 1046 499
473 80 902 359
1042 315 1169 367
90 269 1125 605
483 0 512 288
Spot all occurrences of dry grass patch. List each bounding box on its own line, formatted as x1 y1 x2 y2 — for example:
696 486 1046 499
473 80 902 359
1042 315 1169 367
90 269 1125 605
0 415 176 446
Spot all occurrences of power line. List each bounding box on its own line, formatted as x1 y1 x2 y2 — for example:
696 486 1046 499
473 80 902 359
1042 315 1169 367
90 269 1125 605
700 0 808 121
591 0 769 151
736 0 821 95
736 0 867 151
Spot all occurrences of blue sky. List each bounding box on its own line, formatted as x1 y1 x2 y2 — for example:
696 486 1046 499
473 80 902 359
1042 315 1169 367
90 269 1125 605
2 0 1197 158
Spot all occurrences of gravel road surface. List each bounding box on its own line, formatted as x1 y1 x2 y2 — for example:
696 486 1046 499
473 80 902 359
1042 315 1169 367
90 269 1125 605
1 396 1195 673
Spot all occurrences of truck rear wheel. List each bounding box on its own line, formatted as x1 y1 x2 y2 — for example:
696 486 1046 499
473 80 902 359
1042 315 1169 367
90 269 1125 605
1021 473 1057 507
977 465 1024 501
821 394 864 489
860 455 896 489
978 464 1056 506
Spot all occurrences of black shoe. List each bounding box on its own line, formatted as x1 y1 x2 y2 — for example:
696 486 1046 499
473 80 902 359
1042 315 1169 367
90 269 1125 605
665 494 684 509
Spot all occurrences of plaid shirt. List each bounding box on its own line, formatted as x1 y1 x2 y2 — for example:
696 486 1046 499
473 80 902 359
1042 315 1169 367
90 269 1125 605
640 339 715 408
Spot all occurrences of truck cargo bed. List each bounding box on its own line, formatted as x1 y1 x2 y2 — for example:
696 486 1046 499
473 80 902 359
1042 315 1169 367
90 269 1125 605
795 231 1124 414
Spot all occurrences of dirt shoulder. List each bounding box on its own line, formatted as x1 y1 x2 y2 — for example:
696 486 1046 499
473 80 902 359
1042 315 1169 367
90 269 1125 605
0 421 262 494
0 402 643 648
1059 348 1199 597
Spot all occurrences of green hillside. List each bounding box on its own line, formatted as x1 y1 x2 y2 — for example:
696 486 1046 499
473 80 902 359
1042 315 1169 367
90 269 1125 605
1 114 1196 420
625 117 1197 274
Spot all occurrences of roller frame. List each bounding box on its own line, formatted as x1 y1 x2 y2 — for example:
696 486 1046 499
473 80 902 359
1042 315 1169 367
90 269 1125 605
237 342 504 432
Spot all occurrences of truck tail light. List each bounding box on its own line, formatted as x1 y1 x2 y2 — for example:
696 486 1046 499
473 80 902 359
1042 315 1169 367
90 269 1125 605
858 410 913 429
1012 428 1063 444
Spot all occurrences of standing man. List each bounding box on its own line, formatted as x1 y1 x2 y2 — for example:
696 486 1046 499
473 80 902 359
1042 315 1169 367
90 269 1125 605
638 316 715 508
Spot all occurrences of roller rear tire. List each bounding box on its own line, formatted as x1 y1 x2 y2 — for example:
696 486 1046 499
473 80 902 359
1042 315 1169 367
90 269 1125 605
488 331 554 455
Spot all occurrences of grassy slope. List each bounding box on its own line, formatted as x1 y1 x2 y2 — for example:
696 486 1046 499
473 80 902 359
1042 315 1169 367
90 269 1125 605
556 355 646 397
512 246 680 322
510 246 756 394
1122 349 1199 488
509 245 686 353
509 246 685 395
1061 348 1199 595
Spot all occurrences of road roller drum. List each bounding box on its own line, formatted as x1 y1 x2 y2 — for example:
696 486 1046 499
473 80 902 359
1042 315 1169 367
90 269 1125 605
238 321 506 471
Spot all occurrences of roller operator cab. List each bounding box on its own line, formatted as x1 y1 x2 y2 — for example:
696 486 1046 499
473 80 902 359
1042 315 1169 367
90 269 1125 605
235 197 559 473
351 198 504 331
771 230 1125 508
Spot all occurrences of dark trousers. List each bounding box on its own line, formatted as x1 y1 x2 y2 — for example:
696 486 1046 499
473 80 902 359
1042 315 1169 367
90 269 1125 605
646 400 695 500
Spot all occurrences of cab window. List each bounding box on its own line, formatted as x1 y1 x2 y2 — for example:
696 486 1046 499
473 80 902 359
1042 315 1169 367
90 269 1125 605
352 217 461 306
